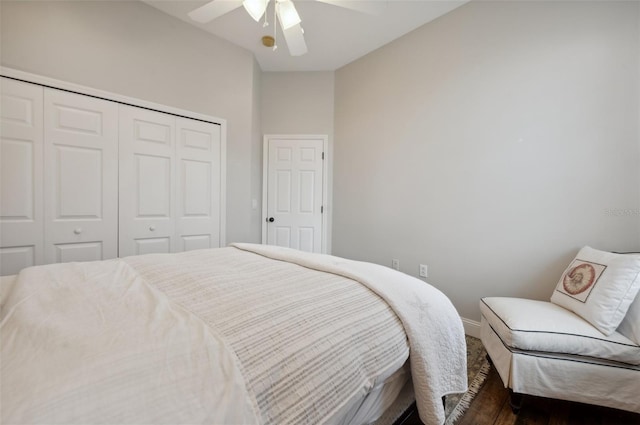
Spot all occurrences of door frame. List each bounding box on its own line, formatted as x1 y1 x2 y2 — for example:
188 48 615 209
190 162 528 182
262 134 329 254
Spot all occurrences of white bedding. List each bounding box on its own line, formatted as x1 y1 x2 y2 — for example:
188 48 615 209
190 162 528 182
1 259 259 424
233 244 468 425
1 244 467 425
123 245 410 425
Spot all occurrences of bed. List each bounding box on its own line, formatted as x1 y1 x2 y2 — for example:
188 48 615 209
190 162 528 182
0 243 467 425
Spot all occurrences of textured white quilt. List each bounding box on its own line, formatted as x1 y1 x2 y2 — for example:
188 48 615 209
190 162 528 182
123 246 410 425
233 244 468 425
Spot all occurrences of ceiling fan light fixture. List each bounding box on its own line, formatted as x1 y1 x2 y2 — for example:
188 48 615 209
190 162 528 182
276 0 301 30
243 0 269 22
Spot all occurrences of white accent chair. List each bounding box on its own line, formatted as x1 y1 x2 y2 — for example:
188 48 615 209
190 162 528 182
480 295 640 414
481 247 640 414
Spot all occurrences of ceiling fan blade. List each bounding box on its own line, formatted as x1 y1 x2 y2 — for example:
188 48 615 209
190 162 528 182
281 24 308 56
315 0 387 15
188 0 244 23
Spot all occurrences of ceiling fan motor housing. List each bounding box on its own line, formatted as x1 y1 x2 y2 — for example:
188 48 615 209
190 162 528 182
262 35 276 47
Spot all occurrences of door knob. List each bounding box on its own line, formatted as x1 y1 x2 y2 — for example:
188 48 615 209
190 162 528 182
149 226 156 231
268 217 275 223
73 228 82 235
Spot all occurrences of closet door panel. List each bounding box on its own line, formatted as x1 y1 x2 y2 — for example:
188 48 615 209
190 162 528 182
0 247 36 276
176 118 221 251
55 242 103 263
0 78 44 275
55 145 103 216
119 106 176 257
134 237 172 255
136 154 172 216
44 89 118 264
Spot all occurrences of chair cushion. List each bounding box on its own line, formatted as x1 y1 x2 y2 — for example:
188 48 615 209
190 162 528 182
480 297 640 365
550 246 640 335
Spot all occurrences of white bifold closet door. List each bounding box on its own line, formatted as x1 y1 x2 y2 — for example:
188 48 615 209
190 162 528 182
119 106 221 257
119 106 176 256
43 89 119 264
0 79 44 275
175 118 222 251
1 75 224 275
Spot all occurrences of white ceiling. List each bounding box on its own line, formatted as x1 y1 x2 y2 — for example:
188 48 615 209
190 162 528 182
142 0 468 71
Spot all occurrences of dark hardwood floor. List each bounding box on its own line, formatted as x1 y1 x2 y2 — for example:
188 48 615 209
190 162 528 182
401 365 640 425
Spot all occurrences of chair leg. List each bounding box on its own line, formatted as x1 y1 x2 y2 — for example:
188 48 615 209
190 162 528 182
508 389 523 414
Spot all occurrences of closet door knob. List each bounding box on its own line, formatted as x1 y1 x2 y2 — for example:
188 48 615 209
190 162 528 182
149 226 156 231
73 228 83 235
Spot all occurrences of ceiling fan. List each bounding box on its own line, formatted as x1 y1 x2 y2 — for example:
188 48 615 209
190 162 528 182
188 0 386 57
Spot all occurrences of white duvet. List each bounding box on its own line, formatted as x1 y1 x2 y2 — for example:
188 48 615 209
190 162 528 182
1 259 260 424
1 244 467 425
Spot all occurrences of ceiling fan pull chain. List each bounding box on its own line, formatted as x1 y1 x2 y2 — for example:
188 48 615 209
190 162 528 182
263 0 269 27
272 1 278 51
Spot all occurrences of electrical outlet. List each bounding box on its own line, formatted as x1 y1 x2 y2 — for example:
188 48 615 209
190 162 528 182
419 264 428 278
392 259 400 270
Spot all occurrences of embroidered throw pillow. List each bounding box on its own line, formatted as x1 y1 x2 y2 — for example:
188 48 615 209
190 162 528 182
550 246 640 335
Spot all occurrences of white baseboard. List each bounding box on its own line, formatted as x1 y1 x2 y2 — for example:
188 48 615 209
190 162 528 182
461 317 481 338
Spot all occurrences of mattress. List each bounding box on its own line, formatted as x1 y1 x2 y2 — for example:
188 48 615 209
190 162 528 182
1 244 466 425
338 360 412 425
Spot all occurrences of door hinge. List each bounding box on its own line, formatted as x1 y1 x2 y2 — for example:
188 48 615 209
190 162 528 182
321 206 324 214
322 152 325 160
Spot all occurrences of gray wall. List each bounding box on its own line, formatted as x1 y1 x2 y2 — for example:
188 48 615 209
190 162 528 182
333 1 640 322
261 72 335 136
261 71 335 251
250 58 263 241
0 0 263 243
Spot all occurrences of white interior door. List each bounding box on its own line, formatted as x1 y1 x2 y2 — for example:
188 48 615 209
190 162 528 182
176 118 222 251
43 88 118 264
0 78 44 275
263 136 326 253
119 106 176 257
